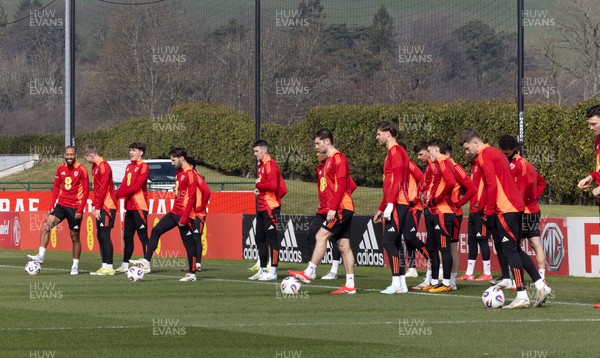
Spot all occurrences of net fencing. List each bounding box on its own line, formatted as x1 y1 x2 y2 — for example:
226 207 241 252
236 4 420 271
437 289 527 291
4 0 575 212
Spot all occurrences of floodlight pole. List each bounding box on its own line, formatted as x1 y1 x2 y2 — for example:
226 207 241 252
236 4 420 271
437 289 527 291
255 0 261 142
64 0 75 147
517 0 524 154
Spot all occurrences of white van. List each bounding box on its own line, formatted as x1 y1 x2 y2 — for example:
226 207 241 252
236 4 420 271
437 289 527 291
108 159 176 192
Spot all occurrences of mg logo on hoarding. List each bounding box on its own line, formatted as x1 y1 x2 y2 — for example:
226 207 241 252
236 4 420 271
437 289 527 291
542 223 564 272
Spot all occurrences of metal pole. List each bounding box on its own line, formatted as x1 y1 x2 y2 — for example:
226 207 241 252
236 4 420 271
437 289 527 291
64 0 75 147
255 0 261 142
517 0 524 154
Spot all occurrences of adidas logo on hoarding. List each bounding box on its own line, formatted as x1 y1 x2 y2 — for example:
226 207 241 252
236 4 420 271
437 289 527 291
243 218 258 260
280 220 302 263
357 220 384 266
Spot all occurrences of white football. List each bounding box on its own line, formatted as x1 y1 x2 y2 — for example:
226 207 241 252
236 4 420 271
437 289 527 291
25 260 41 275
281 276 302 294
127 266 144 282
482 286 505 309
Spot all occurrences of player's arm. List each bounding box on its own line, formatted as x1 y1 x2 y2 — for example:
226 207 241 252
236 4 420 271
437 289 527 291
51 167 61 207
117 164 149 198
478 153 497 216
77 167 90 215
514 160 528 197
255 162 278 192
455 164 476 207
434 159 457 202
535 170 546 200
179 171 197 225
196 175 211 213
329 155 348 212
92 163 109 210
409 162 424 206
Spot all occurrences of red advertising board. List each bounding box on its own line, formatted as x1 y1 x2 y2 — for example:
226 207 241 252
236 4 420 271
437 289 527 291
1 191 251 260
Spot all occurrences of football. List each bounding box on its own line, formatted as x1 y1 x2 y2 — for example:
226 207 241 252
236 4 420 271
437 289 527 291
280 276 302 294
482 286 504 309
25 260 41 275
127 266 144 282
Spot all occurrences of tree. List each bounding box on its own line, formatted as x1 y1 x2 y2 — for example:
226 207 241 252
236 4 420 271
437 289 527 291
368 5 394 54
537 0 600 103
453 20 510 88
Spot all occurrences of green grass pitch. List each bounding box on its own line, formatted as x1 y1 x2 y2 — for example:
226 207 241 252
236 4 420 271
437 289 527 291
1 249 598 357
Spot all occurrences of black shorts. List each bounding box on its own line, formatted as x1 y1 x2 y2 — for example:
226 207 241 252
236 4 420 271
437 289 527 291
50 204 81 231
452 214 463 243
321 209 353 240
424 209 454 252
98 209 116 230
402 208 422 242
522 212 541 239
468 212 487 241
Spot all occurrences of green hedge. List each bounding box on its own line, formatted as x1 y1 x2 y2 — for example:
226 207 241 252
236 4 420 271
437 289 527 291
1 100 599 204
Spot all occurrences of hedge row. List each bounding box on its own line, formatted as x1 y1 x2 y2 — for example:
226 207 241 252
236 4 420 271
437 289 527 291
1 100 598 204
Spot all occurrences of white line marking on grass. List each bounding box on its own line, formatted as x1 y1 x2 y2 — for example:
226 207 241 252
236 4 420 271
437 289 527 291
0 264 591 308
2 318 600 332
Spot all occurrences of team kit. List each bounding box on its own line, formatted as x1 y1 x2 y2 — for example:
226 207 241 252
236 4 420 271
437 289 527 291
25 107 600 308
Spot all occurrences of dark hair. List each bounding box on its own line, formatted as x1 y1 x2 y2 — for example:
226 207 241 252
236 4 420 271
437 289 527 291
64 145 76 153
187 156 197 168
497 134 518 151
398 141 407 150
168 147 187 158
413 140 428 153
586 105 600 118
84 144 97 156
314 128 334 144
427 138 446 153
445 143 452 155
460 128 481 145
377 120 398 138
253 140 269 149
128 142 146 156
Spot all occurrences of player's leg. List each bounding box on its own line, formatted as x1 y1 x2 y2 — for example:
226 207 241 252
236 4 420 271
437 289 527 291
63 207 82 275
135 210 149 256
497 212 540 308
249 211 269 280
306 215 320 259
423 209 438 291
192 216 204 272
331 237 356 295
118 211 136 273
93 212 107 274
259 208 280 280
488 214 511 287
178 217 197 282
92 209 116 275
450 214 462 289
27 212 61 263
381 204 408 294
322 236 341 279
131 213 177 273
474 212 492 281
524 212 545 280
429 213 454 292
330 213 356 295
288 210 352 284
459 213 477 281
403 209 429 279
